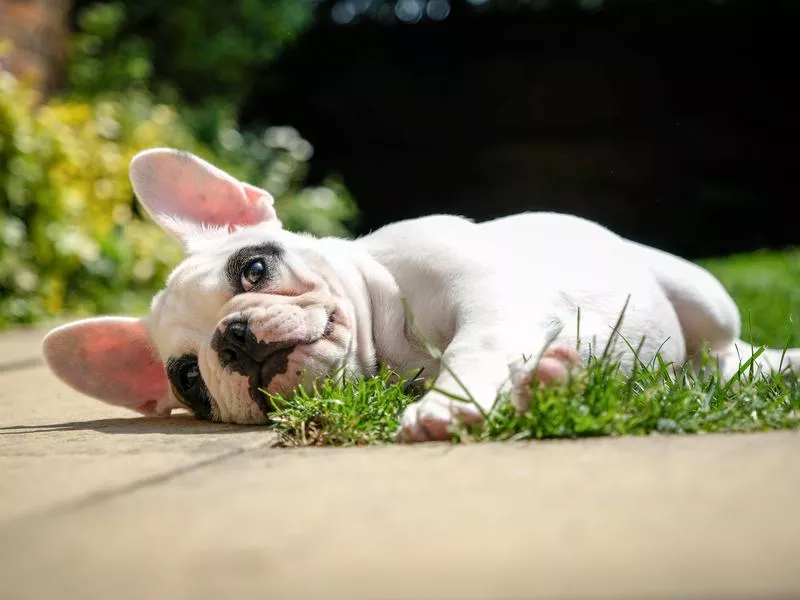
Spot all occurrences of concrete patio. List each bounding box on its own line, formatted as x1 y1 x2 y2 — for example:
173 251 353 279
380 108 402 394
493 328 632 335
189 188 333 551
1 325 799 599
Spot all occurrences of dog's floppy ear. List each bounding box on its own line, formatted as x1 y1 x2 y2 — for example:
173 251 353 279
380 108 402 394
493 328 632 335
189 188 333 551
129 148 280 248
42 317 177 416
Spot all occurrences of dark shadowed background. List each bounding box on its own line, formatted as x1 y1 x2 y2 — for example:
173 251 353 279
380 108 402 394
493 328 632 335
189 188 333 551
252 0 799 258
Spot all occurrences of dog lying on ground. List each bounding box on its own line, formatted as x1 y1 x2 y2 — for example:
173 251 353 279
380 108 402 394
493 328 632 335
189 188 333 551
42 149 800 442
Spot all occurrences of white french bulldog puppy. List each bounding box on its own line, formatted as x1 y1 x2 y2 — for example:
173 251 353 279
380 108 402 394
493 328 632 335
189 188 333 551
43 149 800 442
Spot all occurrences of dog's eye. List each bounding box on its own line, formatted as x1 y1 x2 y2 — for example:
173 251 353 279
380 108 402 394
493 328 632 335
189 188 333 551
178 360 200 392
241 258 266 292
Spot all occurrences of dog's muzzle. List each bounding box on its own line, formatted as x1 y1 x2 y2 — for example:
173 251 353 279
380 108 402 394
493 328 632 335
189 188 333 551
211 318 297 404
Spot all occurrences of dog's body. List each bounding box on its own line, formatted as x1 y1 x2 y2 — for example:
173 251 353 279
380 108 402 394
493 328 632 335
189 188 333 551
43 149 800 441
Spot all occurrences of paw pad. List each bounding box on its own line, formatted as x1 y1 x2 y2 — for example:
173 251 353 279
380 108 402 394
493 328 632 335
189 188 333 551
509 344 582 411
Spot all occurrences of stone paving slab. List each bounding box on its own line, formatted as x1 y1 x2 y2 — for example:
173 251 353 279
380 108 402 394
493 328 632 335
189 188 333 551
3 432 800 599
0 361 273 524
1 327 800 599
0 323 53 371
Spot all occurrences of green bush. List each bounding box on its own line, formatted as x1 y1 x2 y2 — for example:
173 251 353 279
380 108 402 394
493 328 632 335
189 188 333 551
0 67 189 326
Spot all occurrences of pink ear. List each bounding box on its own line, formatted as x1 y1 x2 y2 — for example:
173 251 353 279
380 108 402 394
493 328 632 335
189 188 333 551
129 148 280 247
42 317 176 416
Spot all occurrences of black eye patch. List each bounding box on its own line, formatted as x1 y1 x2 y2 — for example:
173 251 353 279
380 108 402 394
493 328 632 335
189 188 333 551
225 243 284 293
166 355 213 420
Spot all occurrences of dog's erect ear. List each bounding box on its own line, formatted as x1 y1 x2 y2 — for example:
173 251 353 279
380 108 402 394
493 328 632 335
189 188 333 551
42 317 177 416
129 148 280 247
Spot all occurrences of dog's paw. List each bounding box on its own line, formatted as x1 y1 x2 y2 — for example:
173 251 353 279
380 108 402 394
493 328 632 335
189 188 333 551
397 391 483 443
509 344 582 412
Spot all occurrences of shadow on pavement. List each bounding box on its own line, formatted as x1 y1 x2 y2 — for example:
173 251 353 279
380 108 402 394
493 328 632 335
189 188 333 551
0 413 266 436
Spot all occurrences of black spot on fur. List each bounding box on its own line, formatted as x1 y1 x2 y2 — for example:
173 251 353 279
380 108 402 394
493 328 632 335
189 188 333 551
166 355 213 420
225 243 283 294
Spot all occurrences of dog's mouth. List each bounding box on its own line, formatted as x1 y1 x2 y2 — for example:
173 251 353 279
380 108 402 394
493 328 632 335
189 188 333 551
256 343 297 389
250 310 337 413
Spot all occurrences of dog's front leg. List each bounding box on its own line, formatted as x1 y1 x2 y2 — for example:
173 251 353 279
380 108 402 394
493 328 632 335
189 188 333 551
398 332 510 442
397 325 581 442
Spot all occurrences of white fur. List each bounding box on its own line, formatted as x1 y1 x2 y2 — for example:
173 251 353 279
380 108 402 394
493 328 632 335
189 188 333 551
42 149 800 442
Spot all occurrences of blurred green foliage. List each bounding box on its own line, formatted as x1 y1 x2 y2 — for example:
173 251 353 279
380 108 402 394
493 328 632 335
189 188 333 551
0 64 190 326
702 250 800 348
0 1 357 328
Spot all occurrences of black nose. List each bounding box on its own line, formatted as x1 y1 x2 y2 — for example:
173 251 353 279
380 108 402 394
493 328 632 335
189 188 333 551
212 319 297 371
227 320 248 346
213 319 253 369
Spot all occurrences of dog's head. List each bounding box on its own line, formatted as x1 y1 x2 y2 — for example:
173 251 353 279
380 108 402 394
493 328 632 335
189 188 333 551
43 149 377 424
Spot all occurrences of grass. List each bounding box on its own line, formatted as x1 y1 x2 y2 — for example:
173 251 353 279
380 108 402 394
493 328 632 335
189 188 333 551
267 367 422 447
267 248 800 447
699 249 800 347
